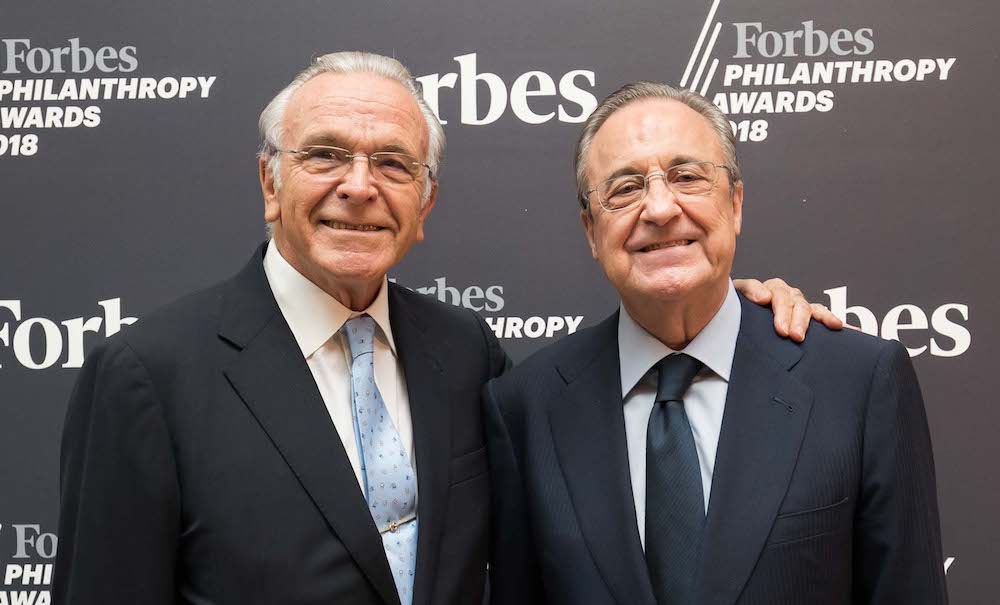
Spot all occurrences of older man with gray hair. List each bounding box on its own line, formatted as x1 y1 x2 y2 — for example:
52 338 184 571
485 81 947 605
55 53 833 605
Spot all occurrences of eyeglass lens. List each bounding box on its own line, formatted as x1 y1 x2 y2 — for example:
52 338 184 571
297 146 421 183
598 161 719 210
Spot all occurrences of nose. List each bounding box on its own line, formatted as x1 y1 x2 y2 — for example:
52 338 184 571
336 156 378 204
639 172 682 225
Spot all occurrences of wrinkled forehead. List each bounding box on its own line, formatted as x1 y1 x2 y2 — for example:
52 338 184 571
283 71 428 154
588 99 724 178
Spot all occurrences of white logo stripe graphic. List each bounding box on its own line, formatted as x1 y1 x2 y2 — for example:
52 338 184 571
699 58 720 96
680 0 724 87
689 21 722 92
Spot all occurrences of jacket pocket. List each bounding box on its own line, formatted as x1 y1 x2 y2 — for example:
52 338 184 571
766 496 851 546
449 446 488 486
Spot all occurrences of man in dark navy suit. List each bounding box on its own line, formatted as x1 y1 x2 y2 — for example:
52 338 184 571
485 82 948 605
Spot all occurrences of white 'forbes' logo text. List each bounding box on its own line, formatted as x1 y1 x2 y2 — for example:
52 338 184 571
0 299 136 370
2 38 138 74
416 53 597 125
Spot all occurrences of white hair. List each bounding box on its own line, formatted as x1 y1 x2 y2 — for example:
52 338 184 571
258 51 445 235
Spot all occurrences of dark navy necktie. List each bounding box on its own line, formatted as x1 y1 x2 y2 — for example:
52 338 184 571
645 352 705 605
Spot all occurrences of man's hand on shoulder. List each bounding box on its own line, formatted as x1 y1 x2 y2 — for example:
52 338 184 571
734 277 844 343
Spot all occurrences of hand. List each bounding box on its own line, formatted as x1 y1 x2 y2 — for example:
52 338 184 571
733 278 844 343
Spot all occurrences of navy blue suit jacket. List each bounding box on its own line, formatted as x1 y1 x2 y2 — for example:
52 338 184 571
485 295 947 604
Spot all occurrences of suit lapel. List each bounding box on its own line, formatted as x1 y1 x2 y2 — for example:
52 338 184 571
695 296 814 605
219 246 400 605
387 286 450 605
548 313 658 605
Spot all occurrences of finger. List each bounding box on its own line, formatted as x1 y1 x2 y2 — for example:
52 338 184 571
762 277 793 303
763 277 794 298
788 299 812 342
733 278 770 303
768 286 793 337
810 303 844 330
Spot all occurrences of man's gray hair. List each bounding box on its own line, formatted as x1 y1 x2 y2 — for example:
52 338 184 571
258 51 445 203
574 81 741 213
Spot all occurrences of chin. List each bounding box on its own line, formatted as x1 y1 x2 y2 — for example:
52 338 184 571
326 262 390 284
631 269 713 302
315 250 392 282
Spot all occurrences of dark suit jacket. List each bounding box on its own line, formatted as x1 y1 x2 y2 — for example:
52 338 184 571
485 294 947 605
54 244 509 605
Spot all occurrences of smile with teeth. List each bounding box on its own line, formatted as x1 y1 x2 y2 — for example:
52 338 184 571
641 240 692 252
324 221 383 232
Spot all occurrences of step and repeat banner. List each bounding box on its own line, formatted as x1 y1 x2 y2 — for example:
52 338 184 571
1 0 995 602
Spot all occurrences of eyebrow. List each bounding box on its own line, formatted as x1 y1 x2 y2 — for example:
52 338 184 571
299 134 345 148
598 154 710 183
377 143 419 157
298 135 418 157
602 165 644 183
668 154 704 167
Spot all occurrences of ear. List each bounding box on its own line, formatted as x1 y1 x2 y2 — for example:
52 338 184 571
414 178 439 242
581 208 599 260
260 156 281 223
731 179 744 236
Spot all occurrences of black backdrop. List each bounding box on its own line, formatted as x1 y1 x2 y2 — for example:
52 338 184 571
2 1 995 601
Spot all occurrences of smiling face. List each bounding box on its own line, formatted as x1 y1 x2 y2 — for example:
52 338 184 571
582 98 743 312
260 71 437 307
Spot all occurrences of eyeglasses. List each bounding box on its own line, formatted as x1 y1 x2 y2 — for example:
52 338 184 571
585 161 732 213
276 145 432 184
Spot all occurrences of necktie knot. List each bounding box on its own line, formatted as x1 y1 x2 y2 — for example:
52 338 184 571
344 315 376 360
655 353 703 405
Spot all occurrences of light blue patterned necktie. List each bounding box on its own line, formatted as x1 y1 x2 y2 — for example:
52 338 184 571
344 315 418 605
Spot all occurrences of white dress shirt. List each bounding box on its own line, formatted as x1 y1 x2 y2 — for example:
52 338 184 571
262 240 415 493
619 280 741 549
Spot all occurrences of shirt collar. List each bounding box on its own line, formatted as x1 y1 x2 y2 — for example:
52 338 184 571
618 279 741 397
262 239 397 358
